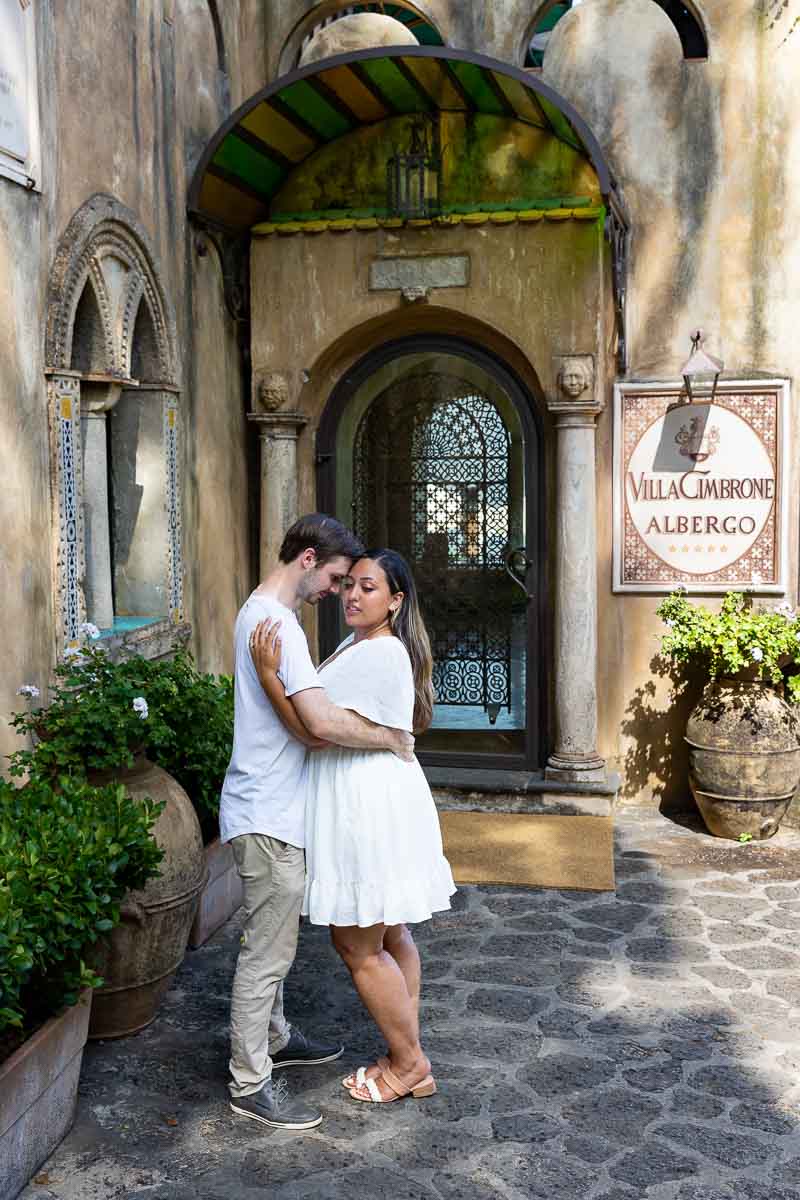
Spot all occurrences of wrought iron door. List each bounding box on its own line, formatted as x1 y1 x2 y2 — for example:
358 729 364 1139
351 369 529 754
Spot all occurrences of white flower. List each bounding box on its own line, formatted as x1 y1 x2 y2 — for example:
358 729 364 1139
665 619 676 627
79 622 101 640
63 645 83 660
16 684 40 699
673 585 687 594
750 646 764 661
775 601 796 619
132 696 149 720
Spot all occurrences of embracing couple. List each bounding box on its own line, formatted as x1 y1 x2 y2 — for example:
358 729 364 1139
219 513 455 1130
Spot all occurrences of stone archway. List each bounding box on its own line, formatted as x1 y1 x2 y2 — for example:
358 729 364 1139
45 194 184 653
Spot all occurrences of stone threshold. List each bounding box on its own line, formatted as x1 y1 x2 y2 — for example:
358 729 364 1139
425 767 620 818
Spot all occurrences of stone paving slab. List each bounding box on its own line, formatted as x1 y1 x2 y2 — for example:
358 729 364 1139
19 809 800 1200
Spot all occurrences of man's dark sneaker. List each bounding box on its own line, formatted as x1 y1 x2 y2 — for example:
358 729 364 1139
271 1027 344 1071
229 1078 322 1129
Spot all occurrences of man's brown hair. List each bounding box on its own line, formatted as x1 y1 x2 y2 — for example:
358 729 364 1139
278 513 363 566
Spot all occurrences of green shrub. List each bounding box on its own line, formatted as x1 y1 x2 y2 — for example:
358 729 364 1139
136 651 233 829
10 642 172 778
658 589 800 700
11 646 233 833
0 774 163 1035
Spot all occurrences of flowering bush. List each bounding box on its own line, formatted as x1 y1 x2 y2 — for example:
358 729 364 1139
10 642 173 779
657 589 800 701
11 646 233 831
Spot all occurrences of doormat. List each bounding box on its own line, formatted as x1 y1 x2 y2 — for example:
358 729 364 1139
439 811 615 892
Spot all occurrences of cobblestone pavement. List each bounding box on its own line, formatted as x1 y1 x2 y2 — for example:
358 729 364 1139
21 808 800 1200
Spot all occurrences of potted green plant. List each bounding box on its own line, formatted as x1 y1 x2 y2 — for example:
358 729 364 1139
11 643 207 1038
0 773 162 1200
129 651 239 948
657 588 800 840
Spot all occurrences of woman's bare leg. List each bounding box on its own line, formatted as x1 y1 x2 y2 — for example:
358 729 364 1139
332 923 430 1099
384 923 421 1022
339 923 422 1085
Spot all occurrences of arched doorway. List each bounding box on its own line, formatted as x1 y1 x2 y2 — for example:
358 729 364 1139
317 335 546 769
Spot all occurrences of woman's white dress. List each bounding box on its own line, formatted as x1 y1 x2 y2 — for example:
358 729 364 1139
302 634 456 928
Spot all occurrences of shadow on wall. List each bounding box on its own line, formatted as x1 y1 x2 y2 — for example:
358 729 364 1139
621 655 705 816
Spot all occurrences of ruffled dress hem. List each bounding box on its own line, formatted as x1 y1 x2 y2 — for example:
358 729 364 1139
301 860 456 928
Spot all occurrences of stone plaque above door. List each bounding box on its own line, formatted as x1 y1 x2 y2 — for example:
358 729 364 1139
369 254 470 295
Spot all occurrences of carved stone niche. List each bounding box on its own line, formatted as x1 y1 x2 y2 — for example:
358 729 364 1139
255 370 290 413
550 354 600 413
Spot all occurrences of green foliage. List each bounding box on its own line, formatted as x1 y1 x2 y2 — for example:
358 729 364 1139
0 774 162 1034
657 589 800 702
10 642 171 778
11 646 233 825
137 652 234 824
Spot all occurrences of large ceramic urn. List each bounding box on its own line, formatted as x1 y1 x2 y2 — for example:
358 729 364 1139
686 679 800 841
88 757 206 1038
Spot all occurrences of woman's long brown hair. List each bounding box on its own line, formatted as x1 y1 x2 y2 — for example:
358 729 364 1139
360 548 435 734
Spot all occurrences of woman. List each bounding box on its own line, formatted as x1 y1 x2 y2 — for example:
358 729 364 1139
253 549 455 1105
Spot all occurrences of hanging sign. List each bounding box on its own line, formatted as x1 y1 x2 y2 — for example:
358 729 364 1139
613 381 788 593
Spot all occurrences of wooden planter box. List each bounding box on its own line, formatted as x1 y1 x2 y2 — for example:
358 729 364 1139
188 836 243 949
0 990 92 1200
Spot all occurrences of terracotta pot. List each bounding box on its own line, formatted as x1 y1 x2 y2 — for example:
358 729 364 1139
188 835 243 949
88 757 206 1038
686 679 800 840
0 991 91 1200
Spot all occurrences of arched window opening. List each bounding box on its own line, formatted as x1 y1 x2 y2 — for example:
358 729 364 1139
130 298 162 384
108 385 170 626
46 198 183 653
524 0 708 67
70 280 108 375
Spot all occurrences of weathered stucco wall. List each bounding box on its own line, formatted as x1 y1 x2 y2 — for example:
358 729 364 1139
540 0 800 811
0 0 265 765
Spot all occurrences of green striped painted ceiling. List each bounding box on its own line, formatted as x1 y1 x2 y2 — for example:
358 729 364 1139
189 48 614 234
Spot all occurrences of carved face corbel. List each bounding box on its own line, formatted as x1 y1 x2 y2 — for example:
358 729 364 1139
256 370 290 413
550 354 599 413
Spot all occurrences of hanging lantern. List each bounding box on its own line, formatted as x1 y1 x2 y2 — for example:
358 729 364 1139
386 119 441 219
680 329 724 404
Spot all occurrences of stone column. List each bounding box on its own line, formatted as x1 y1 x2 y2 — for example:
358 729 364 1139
80 384 121 631
248 412 308 577
546 356 606 785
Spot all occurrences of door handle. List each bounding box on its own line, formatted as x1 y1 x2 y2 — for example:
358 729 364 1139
504 545 533 601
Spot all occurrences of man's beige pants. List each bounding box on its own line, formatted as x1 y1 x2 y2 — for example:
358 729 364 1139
228 833 305 1098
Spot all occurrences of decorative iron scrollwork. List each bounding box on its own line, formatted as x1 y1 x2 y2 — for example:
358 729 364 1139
353 373 518 718
605 200 630 375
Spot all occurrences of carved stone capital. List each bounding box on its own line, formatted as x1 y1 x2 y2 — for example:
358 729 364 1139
548 353 602 416
248 411 308 442
80 381 123 416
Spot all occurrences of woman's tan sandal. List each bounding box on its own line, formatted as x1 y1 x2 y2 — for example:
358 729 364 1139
341 1058 389 1090
348 1065 437 1104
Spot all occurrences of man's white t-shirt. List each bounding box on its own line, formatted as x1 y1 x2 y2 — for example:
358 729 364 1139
219 593 322 849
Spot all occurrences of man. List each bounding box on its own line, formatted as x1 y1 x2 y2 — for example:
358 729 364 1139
220 513 414 1131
